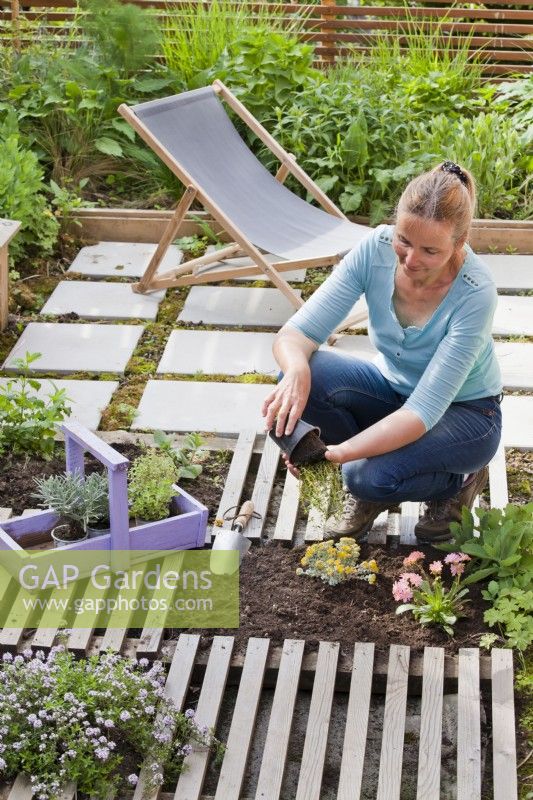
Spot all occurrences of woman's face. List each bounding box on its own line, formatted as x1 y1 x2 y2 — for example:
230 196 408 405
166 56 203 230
393 213 465 282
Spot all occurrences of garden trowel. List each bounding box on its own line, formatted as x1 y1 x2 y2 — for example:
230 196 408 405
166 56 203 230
210 500 255 576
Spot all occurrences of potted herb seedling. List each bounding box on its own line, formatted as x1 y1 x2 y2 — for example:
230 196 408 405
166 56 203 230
269 419 343 517
128 450 178 525
33 471 109 547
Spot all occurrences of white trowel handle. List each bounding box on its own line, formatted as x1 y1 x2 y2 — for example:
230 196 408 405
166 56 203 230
233 500 255 532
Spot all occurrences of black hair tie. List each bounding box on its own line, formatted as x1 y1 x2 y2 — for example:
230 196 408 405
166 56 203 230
441 161 468 187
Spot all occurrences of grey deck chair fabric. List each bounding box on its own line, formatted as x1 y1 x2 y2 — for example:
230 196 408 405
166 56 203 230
131 87 371 262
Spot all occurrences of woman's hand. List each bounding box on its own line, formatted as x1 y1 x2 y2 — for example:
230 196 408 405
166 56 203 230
325 442 353 464
262 368 311 437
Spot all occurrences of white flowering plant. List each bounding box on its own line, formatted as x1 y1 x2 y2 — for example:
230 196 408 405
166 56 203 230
296 538 379 587
392 550 471 636
0 646 223 799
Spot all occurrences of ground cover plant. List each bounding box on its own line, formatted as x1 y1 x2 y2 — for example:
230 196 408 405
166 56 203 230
0 646 223 797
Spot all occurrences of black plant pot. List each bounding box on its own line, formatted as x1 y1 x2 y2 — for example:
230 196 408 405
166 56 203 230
269 418 327 466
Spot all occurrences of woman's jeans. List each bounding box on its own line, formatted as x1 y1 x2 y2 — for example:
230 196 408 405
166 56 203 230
301 351 502 504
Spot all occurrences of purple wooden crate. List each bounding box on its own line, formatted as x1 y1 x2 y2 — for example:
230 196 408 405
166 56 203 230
0 421 208 558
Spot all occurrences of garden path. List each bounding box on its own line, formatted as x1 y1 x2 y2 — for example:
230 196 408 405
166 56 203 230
2 243 532 439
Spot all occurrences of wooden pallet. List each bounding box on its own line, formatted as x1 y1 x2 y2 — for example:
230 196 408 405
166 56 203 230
208 435 510 549
1 635 517 800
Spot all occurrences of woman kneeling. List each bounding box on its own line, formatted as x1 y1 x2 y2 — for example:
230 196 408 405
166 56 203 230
262 162 502 543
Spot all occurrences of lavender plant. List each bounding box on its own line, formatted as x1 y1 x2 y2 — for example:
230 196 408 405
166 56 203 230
0 647 223 798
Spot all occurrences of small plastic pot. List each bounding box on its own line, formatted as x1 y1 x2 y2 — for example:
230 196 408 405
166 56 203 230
51 523 88 548
269 418 327 466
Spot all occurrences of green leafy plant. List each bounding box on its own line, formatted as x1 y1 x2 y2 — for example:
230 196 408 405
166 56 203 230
48 177 96 226
79 0 161 76
128 450 177 521
483 577 533 651
419 112 526 217
393 550 470 635
153 431 206 481
0 117 59 261
297 538 379 586
298 461 344 517
198 26 320 125
0 352 71 459
173 235 208 258
0 646 223 797
442 503 533 588
33 471 109 537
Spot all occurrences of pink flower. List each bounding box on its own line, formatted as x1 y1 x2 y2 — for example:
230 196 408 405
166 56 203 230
400 572 423 587
403 550 425 568
445 552 471 565
450 562 466 576
392 579 413 603
429 560 443 575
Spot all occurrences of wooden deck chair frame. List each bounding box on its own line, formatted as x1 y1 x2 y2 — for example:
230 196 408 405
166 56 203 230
117 80 368 330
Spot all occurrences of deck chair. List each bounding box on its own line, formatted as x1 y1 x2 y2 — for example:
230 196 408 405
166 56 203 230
118 80 371 328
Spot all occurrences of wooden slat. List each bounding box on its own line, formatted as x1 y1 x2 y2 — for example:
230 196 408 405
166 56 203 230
457 648 481 800
376 644 410 800
491 649 518 800
367 508 388 546
208 428 255 543
0 583 40 651
399 501 419 546
416 647 445 800
134 634 201 800
247 435 280 540
296 641 339 800
304 504 327 542
214 638 270 800
255 638 306 799
99 574 147 653
136 552 186 660
8 775 76 799
30 578 79 651
273 470 300 543
337 642 375 800
488 442 509 509
174 636 234 800
66 576 111 656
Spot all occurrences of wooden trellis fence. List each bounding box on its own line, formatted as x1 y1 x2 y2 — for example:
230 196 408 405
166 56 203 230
0 0 532 76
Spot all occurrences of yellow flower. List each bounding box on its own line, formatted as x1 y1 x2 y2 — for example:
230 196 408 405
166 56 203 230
315 560 324 570
361 560 368 569
336 565 345 574
368 574 377 584
368 559 379 573
301 557 309 567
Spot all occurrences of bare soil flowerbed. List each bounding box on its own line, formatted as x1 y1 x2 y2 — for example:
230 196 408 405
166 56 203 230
188 541 491 657
0 444 230 522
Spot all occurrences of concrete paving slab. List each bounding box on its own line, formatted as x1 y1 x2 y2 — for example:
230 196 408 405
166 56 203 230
493 295 533 335
502 395 533 449
157 330 277 375
40 281 165 321
68 241 183 278
0 378 118 429
480 254 533 291
2 322 144 374
493 341 533 390
201 247 306 282
132 380 270 434
178 286 303 327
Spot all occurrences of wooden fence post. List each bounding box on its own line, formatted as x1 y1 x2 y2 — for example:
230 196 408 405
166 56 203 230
0 219 21 331
11 0 20 51
320 0 336 65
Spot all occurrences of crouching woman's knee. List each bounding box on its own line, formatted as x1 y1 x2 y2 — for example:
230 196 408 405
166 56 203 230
342 459 398 503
